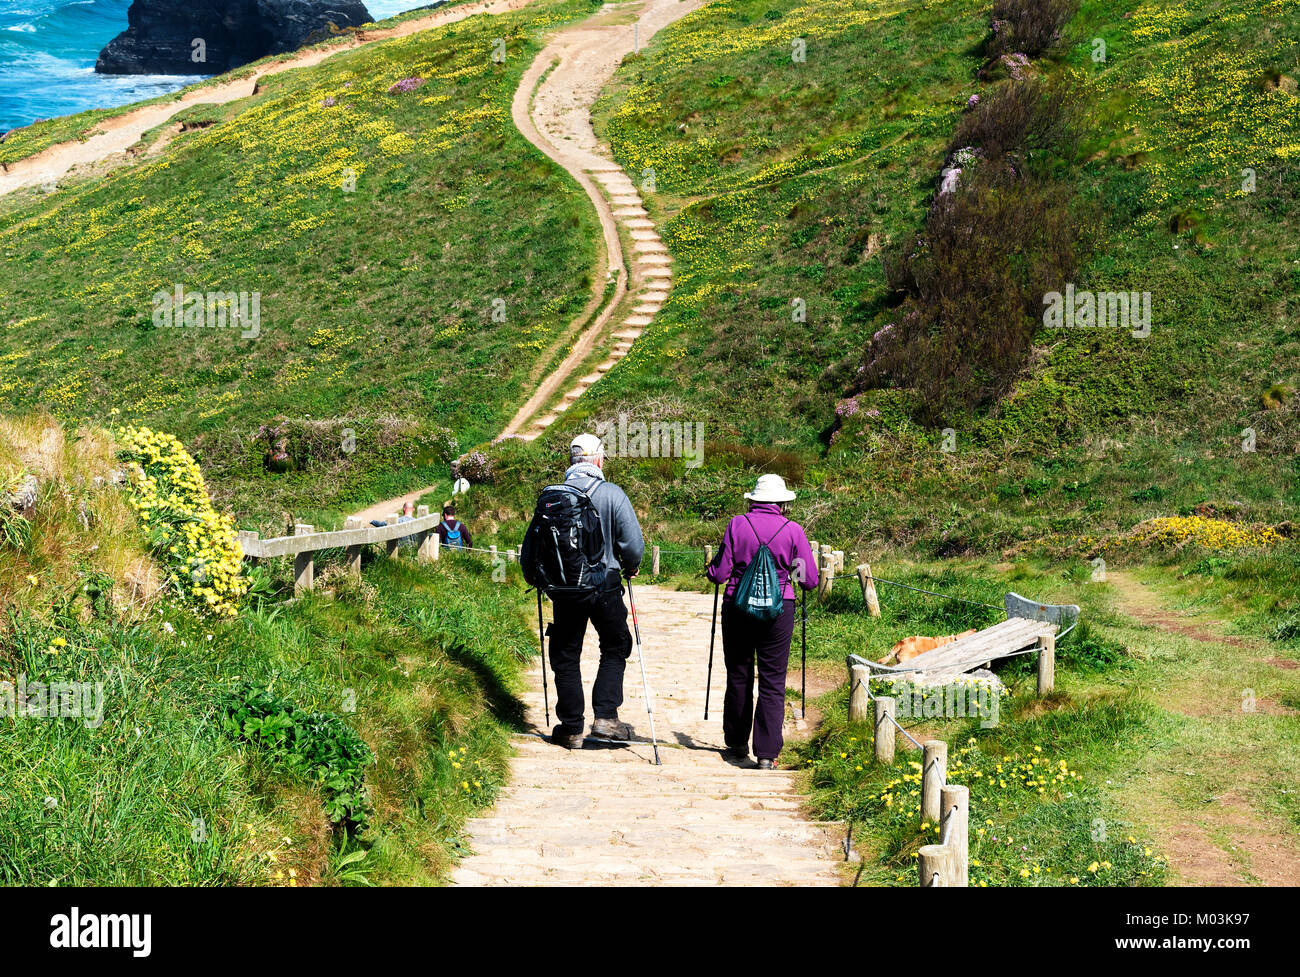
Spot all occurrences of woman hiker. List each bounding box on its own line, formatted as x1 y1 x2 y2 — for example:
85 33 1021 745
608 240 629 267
706 474 819 769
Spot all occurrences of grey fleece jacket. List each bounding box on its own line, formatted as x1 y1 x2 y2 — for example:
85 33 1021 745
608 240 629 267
561 462 645 577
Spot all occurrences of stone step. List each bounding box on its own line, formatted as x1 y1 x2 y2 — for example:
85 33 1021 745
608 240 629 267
612 329 642 340
639 290 669 303
610 195 642 207
624 218 656 230
596 360 616 372
486 789 808 813
623 314 653 326
632 303 661 315
579 372 603 384
634 240 668 254
638 252 672 266
630 229 659 241
614 207 649 219
451 865 838 887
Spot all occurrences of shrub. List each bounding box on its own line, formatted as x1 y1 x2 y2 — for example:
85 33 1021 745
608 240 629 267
116 426 249 617
869 172 1078 421
988 0 1079 60
950 78 1079 172
219 682 374 831
452 450 495 484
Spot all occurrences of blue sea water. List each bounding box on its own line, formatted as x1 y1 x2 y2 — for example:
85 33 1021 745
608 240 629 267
0 0 435 132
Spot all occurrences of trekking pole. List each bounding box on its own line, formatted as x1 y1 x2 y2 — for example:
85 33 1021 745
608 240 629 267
536 590 550 729
800 585 807 719
705 582 719 720
626 579 661 765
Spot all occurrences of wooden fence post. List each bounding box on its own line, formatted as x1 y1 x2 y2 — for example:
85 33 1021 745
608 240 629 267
874 695 896 764
385 514 400 557
652 545 660 576
857 563 881 617
833 550 845 573
704 544 713 566
941 783 970 887
922 740 948 825
344 517 363 576
489 544 498 564
414 506 433 562
848 663 871 723
819 545 834 598
1037 633 1055 696
430 533 441 561
918 844 954 887
293 524 314 594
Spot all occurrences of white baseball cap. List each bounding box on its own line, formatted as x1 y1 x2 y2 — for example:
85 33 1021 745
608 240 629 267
744 473 796 503
570 433 605 461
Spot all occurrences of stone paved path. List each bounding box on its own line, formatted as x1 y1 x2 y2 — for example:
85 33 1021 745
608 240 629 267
451 585 843 886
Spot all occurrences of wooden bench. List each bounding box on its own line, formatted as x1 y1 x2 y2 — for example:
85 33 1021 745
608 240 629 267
849 592 1080 694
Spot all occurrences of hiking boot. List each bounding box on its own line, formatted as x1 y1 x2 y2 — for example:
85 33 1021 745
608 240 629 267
590 717 632 741
756 758 776 770
551 725 585 750
720 747 750 765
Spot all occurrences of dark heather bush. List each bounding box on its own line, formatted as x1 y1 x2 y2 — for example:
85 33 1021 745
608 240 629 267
870 170 1078 423
950 78 1079 173
988 0 1079 60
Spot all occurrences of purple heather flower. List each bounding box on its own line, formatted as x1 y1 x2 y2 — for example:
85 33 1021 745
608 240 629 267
388 76 425 94
967 94 980 109
321 96 337 107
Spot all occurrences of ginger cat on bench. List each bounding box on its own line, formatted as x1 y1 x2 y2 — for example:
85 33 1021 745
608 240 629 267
878 629 978 665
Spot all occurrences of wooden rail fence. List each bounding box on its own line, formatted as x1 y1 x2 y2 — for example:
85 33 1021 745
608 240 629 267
238 505 452 594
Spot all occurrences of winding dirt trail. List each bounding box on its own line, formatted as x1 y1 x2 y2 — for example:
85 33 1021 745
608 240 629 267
498 0 698 441
452 585 843 886
352 0 695 524
0 0 534 195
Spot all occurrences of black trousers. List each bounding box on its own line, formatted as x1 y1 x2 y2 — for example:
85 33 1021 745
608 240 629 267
548 576 633 733
721 599 795 760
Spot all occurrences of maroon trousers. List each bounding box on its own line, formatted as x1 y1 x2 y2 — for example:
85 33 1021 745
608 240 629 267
721 598 795 761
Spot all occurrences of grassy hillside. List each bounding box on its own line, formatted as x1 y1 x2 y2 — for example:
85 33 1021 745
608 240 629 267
1 415 534 885
449 0 1297 564
0 0 604 531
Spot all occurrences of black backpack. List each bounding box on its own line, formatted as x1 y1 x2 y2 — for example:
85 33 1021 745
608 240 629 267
521 482 607 598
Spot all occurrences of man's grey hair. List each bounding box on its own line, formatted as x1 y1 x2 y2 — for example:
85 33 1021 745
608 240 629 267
570 444 605 463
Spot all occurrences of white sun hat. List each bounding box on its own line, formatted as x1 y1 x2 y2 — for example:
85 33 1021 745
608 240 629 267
744 473 796 503
570 432 605 461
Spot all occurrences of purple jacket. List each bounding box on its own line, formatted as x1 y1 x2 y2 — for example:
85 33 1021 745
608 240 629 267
706 503 819 602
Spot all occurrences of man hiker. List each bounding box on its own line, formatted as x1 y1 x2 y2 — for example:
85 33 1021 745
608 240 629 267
369 499 418 548
521 433 645 749
436 502 472 550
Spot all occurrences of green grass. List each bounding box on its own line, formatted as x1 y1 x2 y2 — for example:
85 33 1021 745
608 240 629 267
1 417 537 885
0 0 605 529
777 550 1300 885
451 0 1300 566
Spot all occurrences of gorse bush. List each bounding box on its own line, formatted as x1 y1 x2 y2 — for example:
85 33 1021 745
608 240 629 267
115 426 249 617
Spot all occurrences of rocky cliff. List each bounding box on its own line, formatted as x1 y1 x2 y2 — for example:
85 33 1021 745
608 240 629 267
95 0 373 75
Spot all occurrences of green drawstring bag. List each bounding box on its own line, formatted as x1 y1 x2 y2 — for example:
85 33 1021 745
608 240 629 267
732 516 790 624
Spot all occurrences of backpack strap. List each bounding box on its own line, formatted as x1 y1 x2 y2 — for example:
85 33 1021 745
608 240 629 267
743 514 792 547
